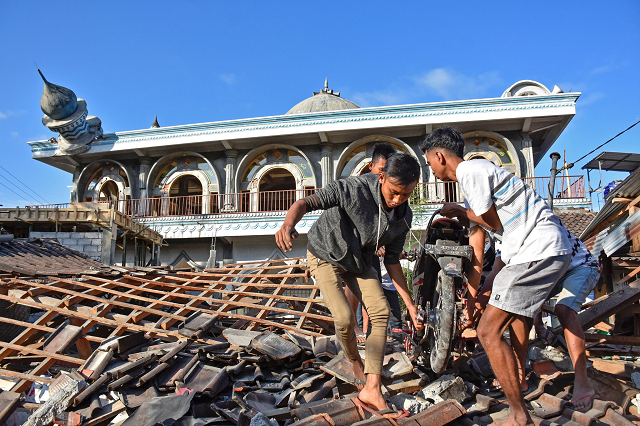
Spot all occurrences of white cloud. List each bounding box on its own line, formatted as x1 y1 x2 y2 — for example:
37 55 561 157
414 68 501 100
352 68 502 107
219 73 236 85
352 91 406 108
0 110 26 119
10 131 18 137
579 92 605 106
591 65 613 75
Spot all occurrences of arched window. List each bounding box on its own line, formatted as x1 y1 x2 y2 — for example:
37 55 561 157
463 137 518 175
149 155 220 216
82 163 130 209
259 168 296 211
338 141 407 177
237 147 316 213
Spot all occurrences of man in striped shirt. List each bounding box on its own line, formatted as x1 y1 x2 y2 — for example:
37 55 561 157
420 126 572 426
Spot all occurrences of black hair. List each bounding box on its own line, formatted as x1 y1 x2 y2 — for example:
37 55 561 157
371 142 396 163
382 153 420 186
418 126 464 159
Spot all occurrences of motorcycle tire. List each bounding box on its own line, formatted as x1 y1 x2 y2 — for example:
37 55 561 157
429 270 456 374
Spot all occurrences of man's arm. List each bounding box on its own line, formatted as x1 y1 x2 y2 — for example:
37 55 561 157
464 225 485 328
385 262 423 331
441 202 503 231
275 200 307 252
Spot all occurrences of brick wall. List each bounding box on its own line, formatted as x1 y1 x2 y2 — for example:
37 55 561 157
29 231 104 262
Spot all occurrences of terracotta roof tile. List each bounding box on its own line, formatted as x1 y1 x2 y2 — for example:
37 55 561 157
555 207 597 237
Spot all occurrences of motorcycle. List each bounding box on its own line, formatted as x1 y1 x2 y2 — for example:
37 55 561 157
408 209 494 373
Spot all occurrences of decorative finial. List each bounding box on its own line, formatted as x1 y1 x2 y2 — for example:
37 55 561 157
151 115 160 128
313 77 340 97
38 69 78 120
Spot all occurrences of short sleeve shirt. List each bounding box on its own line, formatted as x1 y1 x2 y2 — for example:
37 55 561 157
456 159 570 265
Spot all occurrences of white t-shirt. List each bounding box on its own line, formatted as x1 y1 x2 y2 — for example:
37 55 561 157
457 159 570 265
563 226 599 271
379 257 396 291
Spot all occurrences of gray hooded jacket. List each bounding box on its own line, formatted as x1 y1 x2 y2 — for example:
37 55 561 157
306 174 412 274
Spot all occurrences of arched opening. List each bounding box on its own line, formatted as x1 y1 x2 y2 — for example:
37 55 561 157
335 135 418 179
98 180 119 203
259 168 296 211
169 174 203 215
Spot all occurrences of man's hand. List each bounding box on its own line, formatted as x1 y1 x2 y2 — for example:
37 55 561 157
275 224 299 252
440 203 467 221
376 246 386 257
407 303 424 331
304 268 311 282
460 303 476 331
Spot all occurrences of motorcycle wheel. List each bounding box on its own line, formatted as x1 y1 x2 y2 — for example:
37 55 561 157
429 270 456 373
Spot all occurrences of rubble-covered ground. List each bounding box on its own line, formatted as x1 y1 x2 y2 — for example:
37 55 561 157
1 251 640 425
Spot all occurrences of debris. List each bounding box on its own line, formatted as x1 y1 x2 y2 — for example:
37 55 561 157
417 375 466 404
2 243 640 426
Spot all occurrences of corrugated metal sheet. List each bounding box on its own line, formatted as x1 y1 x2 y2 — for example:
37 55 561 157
603 208 640 256
580 164 640 239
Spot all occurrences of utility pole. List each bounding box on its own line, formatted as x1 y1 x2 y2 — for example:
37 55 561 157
548 152 561 209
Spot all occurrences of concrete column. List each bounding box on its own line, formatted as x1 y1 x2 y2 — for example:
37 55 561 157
101 224 117 266
320 143 333 188
224 150 238 210
70 167 81 203
138 159 151 199
521 135 535 179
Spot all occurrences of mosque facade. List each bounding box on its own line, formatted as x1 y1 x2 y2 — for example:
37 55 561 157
30 76 588 267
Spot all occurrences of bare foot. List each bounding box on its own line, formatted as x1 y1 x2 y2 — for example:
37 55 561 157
571 389 595 412
358 384 389 413
499 411 534 426
347 356 366 386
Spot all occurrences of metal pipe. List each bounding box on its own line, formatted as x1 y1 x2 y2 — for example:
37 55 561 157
548 152 561 209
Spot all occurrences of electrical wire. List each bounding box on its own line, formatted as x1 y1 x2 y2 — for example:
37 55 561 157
0 181 38 204
0 173 41 205
561 118 640 171
0 164 50 204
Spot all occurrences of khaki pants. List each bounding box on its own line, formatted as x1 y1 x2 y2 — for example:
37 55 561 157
307 250 389 375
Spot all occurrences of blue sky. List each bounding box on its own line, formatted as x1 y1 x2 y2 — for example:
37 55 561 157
0 1 638 209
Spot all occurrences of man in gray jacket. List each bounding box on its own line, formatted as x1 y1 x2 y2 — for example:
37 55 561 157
276 153 423 418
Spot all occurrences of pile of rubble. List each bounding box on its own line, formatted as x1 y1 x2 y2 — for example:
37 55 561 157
1 251 640 425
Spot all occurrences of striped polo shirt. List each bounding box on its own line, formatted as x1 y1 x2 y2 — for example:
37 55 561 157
457 159 570 265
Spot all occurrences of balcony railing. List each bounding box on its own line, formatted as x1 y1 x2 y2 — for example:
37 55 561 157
125 188 318 218
25 176 586 219
522 175 585 200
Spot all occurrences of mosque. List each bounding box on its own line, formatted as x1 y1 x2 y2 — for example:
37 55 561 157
29 74 588 267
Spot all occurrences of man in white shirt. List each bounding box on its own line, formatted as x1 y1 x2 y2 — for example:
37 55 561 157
420 126 571 426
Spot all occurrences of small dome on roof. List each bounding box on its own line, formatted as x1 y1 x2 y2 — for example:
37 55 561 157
38 70 78 120
286 78 360 115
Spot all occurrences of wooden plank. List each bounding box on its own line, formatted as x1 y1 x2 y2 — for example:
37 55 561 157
618 264 640 286
584 333 640 346
0 289 322 338
0 369 54 384
295 286 318 329
0 316 101 343
30 275 331 323
576 279 640 330
246 270 293 331
102 274 321 304
0 341 83 365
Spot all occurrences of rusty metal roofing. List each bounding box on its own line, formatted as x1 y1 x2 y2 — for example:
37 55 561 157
580 163 640 240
